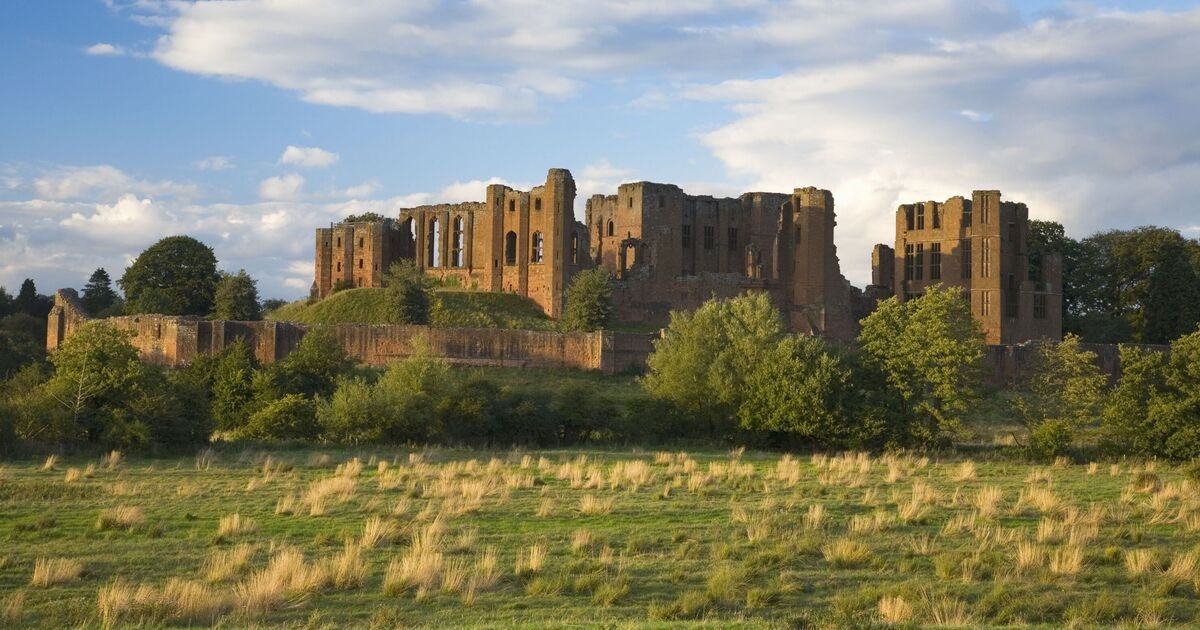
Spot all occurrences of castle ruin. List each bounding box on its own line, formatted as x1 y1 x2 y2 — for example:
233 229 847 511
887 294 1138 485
870 190 1063 344
313 169 859 338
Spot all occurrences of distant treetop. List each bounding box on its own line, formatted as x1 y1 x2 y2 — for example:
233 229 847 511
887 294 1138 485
342 212 387 224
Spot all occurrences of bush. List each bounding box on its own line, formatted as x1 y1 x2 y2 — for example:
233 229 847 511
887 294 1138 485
1101 328 1200 459
1011 334 1106 458
383 261 431 325
236 394 318 441
561 269 613 332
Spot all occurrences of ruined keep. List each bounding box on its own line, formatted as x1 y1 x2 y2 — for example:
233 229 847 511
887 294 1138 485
586 183 858 339
313 169 858 338
313 169 588 319
870 190 1063 344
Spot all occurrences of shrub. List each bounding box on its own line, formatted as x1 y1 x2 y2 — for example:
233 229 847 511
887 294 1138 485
1011 334 1106 458
236 394 319 441
561 268 613 332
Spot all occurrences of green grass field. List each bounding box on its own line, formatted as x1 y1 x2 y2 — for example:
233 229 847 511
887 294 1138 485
3 446 1200 628
267 288 554 330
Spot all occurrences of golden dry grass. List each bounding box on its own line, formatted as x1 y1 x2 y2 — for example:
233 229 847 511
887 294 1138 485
31 557 83 587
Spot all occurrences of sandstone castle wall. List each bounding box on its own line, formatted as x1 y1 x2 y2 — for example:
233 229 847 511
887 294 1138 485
46 290 655 375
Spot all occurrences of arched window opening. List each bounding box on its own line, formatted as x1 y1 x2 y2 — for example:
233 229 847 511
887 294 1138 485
531 231 544 263
452 217 464 267
505 231 517 265
607 220 614 237
427 218 441 268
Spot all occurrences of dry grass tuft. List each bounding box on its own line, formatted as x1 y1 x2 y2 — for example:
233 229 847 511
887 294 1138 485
103 450 123 470
39 454 58 472
952 460 977 482
878 595 912 624
515 543 548 577
217 513 258 538
571 529 593 554
803 503 826 531
324 541 367 589
926 594 974 627
384 547 444 598
579 494 615 515
64 467 83 483
361 516 397 549
31 557 83 587
95 505 144 531
973 485 1003 519
1015 541 1044 572
536 497 555 518
1 590 25 625
1049 545 1083 575
1125 548 1158 577
822 538 872 568
203 544 256 583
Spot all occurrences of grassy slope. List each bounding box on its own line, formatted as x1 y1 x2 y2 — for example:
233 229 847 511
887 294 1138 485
266 288 554 331
1 448 1198 628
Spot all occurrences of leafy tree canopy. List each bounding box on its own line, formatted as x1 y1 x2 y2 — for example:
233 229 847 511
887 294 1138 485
214 269 262 320
857 284 985 447
1010 334 1107 457
383 261 431 325
120 236 220 316
561 268 613 332
343 212 387 223
81 267 121 315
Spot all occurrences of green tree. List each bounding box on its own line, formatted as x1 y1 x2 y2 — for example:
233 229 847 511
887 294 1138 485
561 268 613 332
0 286 14 317
259 328 350 400
81 268 120 315
738 334 872 448
13 279 51 318
1068 227 1200 343
210 341 257 431
213 269 261 320
45 321 145 443
0 313 46 377
1010 334 1107 457
120 236 221 316
343 212 386 223
236 394 319 441
1101 329 1200 460
643 293 783 437
1142 240 1200 344
857 285 985 447
383 261 431 325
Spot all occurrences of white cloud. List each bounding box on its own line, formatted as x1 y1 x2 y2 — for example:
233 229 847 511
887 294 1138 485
85 43 124 56
690 8 1200 284
433 177 529 204
135 1 1019 118
340 180 381 199
33 165 198 201
258 173 305 201
278 145 339 168
193 155 234 171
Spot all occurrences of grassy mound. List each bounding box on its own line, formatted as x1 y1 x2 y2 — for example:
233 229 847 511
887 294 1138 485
266 288 554 330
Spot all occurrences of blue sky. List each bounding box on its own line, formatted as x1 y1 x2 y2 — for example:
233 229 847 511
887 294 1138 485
3 1 1200 300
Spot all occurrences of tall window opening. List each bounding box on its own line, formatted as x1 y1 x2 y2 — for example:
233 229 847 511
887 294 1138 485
534 198 542 211
982 291 991 316
905 207 915 231
930 243 942 280
904 244 915 281
1034 294 1047 319
427 218 440 268
932 208 941 229
607 220 614 237
571 233 578 264
451 217 464 267
531 231 544 263
703 226 715 251
962 204 972 227
961 238 972 279
916 205 925 230
982 238 991 278
914 244 924 280
682 225 692 248
727 227 738 252
504 231 517 265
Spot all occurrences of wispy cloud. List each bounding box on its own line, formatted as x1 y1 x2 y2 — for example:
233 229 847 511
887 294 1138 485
193 155 234 171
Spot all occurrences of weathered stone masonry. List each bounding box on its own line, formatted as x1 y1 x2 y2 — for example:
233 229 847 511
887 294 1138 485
47 289 654 375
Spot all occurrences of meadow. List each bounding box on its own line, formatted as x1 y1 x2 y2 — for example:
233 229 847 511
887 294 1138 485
2 446 1200 628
